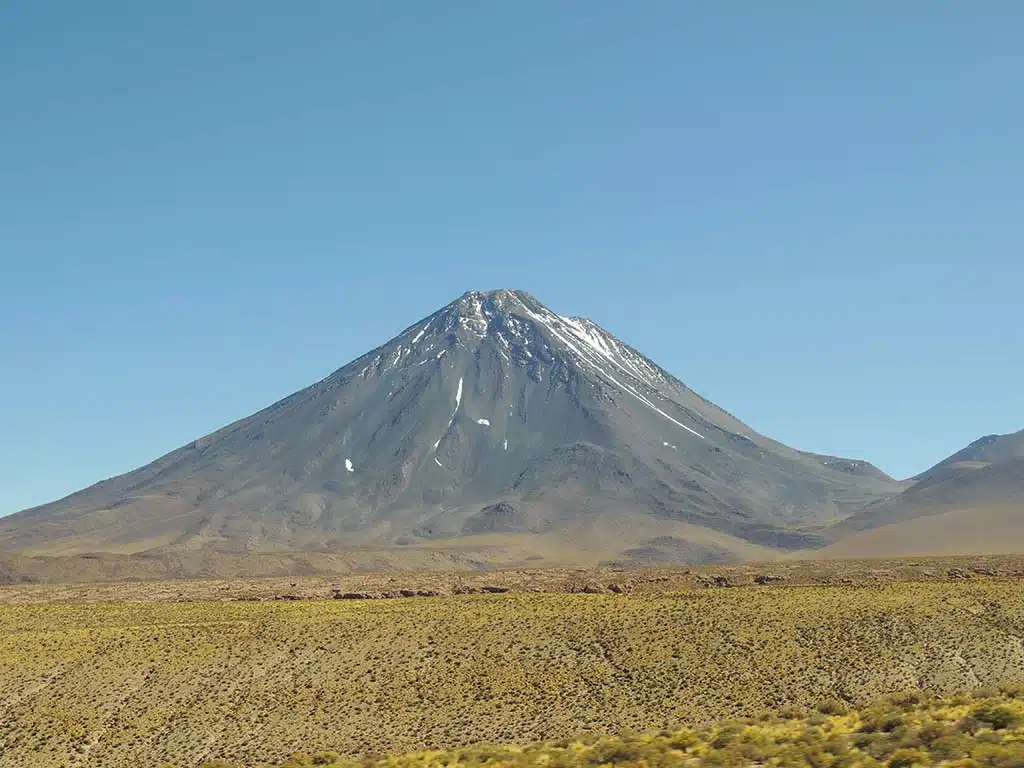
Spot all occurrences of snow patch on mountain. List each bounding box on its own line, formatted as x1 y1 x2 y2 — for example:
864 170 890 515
518 304 705 441
411 323 430 345
432 377 465 451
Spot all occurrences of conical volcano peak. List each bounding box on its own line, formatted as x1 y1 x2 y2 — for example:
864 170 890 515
0 286 905 569
457 288 535 304
0 286 905 564
396 289 676 395
420 289 548 343
442 290 605 341
448 289 539 321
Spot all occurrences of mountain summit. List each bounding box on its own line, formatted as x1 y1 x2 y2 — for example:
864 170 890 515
0 290 901 564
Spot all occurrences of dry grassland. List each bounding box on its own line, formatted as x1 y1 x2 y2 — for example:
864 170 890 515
1 578 1023 767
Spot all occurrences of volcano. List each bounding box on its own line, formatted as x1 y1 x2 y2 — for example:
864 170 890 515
0 290 901 566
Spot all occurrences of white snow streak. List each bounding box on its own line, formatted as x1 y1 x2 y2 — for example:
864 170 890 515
432 376 466 452
561 316 616 359
494 335 511 362
388 346 409 368
522 306 705 440
560 315 661 391
434 457 443 467
411 323 429 345
345 459 354 472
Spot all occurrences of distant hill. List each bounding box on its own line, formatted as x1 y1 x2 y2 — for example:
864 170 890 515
0 289 900 572
815 430 1024 557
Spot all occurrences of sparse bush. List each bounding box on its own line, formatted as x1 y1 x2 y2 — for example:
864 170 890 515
974 686 1003 700
932 735 976 760
666 729 699 751
817 697 850 716
710 721 746 748
889 747 929 767
860 708 906 734
779 703 810 720
970 741 1024 768
890 691 927 710
960 715 986 734
971 703 1021 731
999 683 1024 699
917 722 949 745
738 738 776 763
700 748 748 768
587 739 647 764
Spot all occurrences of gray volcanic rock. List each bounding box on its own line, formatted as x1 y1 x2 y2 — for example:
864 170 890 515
0 290 901 556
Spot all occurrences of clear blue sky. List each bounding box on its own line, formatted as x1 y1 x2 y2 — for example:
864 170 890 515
1 1 1021 516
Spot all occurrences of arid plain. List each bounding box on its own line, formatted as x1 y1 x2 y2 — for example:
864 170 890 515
1 556 1023 767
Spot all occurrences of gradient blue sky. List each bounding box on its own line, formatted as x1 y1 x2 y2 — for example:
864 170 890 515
1 1 1022 516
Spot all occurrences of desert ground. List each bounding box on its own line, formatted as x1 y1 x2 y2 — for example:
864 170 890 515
1 556 1023 767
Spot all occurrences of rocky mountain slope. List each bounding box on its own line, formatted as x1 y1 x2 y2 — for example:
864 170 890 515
817 429 1024 556
0 290 901 564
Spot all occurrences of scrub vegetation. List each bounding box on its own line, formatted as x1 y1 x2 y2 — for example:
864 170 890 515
248 687 1024 768
0 576 1022 766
